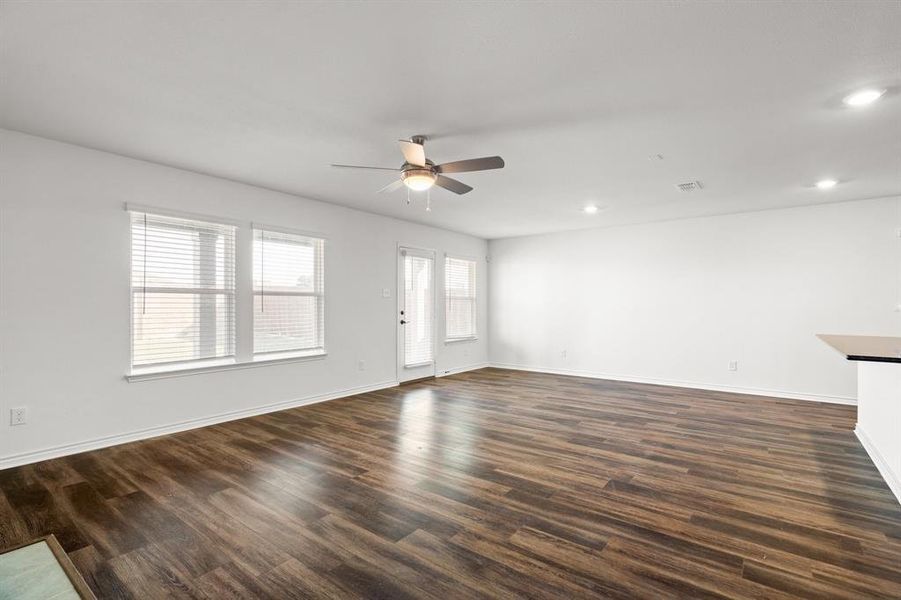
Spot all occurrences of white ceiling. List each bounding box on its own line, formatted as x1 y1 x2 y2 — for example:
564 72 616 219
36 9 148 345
2 1 899 239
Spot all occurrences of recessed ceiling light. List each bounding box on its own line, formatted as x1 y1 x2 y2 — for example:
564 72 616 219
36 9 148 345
583 205 599 214
843 88 885 107
815 179 838 190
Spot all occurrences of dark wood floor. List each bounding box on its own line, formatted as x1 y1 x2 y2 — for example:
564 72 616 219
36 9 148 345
1 368 900 599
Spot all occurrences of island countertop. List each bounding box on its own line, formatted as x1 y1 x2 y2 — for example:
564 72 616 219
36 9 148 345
817 334 901 364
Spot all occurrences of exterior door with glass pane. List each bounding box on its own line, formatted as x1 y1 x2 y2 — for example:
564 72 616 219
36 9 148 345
397 246 436 382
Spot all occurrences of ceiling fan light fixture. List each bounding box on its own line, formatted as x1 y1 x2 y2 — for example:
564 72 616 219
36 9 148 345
402 168 437 191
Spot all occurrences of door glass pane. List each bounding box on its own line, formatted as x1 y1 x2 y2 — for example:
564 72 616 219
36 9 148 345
404 254 433 366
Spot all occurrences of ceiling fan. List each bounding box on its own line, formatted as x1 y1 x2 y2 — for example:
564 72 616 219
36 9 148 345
331 135 504 196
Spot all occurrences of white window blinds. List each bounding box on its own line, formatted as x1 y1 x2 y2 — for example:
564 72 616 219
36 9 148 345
253 228 325 355
445 256 477 340
130 211 236 368
404 252 434 366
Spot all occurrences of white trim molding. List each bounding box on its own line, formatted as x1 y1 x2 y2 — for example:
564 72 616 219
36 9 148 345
445 336 478 345
855 425 901 505
126 351 327 382
489 363 857 405
0 380 398 471
251 221 329 241
124 202 245 227
437 362 490 378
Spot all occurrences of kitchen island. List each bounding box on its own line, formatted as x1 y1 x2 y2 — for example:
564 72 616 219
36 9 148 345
819 334 901 504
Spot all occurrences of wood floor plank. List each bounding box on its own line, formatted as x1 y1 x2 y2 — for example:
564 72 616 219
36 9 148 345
1 367 899 598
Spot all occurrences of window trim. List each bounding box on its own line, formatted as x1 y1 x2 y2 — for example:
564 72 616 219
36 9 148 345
251 225 327 358
125 203 244 227
126 350 327 382
251 221 330 241
128 207 238 371
443 253 478 343
124 205 330 380
444 336 478 345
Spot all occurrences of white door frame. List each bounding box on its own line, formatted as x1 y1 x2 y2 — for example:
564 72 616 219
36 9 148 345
397 244 437 383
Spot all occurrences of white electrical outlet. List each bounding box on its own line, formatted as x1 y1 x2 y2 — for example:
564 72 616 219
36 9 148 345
10 407 27 426
358 360 366 371
382 288 391 298
728 361 738 372
562 349 568 359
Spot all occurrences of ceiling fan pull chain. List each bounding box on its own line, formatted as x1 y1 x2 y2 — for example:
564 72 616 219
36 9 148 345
426 190 432 212
406 187 411 205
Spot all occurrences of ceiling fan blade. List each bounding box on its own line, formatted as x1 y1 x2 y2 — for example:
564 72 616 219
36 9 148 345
398 140 426 166
435 175 473 195
331 164 400 171
377 179 404 194
435 156 504 174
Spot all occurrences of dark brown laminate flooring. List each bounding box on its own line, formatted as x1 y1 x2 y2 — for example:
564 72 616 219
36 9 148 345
1 368 899 598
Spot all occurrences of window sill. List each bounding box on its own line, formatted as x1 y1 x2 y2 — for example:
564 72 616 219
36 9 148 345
126 351 327 382
445 336 478 344
404 360 434 369
252 349 327 364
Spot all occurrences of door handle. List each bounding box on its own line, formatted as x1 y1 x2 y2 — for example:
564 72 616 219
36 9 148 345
400 320 407 325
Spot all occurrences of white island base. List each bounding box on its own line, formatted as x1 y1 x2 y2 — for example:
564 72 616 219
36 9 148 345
855 361 901 504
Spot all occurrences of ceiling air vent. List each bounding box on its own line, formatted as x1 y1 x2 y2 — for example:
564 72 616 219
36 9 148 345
675 180 703 192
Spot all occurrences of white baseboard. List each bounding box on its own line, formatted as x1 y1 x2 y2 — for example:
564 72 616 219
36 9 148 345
437 362 490 378
0 380 398 470
855 425 901 505
488 363 856 405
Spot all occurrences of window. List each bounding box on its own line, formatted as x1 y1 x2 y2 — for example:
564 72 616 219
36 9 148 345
130 211 236 369
445 256 477 341
253 228 325 356
404 251 434 366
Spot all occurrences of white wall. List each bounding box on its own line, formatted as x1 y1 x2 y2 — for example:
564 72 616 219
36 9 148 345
0 130 488 467
489 197 901 403
3 128 897 472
